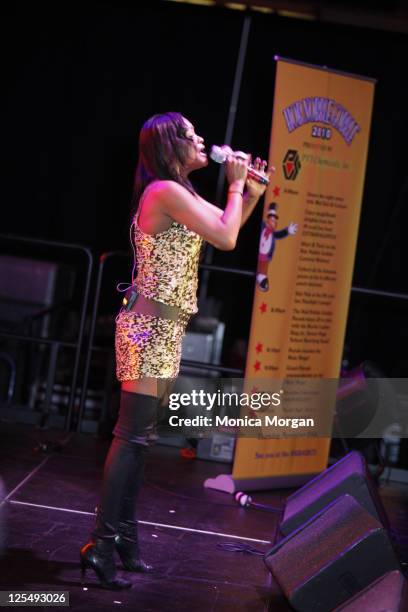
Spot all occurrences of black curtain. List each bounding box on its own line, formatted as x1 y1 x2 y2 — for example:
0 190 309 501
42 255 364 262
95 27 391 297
2 0 408 372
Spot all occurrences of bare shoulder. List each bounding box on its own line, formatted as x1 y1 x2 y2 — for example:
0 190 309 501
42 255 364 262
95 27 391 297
138 180 198 233
151 180 193 200
147 181 200 218
139 180 180 211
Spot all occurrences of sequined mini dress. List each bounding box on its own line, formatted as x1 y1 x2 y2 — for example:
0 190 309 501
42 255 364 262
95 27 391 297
115 189 203 380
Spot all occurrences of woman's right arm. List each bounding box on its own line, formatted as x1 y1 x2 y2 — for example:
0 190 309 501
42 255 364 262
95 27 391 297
151 156 248 251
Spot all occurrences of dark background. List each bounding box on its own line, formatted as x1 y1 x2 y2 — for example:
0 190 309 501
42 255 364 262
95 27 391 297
2 0 408 374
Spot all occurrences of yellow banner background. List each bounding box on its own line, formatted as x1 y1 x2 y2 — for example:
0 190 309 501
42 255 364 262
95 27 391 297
233 59 375 482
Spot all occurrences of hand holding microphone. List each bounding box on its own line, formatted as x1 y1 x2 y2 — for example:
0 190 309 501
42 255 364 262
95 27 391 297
215 145 248 189
210 145 272 186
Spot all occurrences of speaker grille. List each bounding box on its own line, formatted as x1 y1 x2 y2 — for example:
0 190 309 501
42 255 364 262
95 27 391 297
334 570 407 611
281 451 389 534
268 495 380 595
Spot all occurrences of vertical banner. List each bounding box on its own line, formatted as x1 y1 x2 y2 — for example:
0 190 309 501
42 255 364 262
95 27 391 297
232 58 376 487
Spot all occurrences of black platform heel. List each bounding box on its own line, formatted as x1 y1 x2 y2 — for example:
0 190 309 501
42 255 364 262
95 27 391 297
115 519 153 573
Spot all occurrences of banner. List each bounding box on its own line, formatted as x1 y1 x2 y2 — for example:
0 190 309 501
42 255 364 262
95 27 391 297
232 57 376 486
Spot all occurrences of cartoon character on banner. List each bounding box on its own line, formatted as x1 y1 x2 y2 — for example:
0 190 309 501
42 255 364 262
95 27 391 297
256 202 298 292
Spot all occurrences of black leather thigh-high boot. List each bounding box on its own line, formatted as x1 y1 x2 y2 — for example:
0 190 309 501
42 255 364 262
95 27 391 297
113 391 160 572
79 391 159 587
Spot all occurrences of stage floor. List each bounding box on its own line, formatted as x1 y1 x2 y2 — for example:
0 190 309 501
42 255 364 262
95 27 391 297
1 422 407 611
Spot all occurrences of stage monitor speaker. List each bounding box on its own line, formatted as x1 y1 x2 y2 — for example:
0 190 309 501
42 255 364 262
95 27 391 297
0 255 75 336
264 494 401 612
334 570 408 611
280 450 389 536
180 319 225 376
181 331 214 371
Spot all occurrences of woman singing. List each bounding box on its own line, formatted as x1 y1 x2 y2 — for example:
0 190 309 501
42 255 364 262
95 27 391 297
79 112 269 589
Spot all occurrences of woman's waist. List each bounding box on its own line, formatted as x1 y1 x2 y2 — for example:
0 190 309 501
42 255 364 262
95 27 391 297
118 288 195 321
134 278 198 310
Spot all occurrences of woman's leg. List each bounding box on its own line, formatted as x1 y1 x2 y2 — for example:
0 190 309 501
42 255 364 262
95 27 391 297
121 377 161 396
115 378 174 519
80 379 161 586
113 378 177 571
95 388 159 530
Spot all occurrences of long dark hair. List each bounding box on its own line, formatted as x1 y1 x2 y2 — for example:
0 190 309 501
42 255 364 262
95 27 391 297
131 112 197 215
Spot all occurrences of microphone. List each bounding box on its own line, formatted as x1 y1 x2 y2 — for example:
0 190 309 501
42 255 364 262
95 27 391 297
234 491 281 513
210 145 271 186
235 491 252 507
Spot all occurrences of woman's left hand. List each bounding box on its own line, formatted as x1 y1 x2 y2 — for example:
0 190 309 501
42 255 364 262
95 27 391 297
245 157 271 199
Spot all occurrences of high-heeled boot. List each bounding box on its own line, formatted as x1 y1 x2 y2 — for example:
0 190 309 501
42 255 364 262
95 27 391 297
110 390 160 573
115 519 153 572
79 432 142 589
81 390 159 580
113 432 153 572
79 517 132 589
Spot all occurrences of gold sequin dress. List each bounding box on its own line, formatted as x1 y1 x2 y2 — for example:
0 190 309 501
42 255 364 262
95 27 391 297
115 201 203 380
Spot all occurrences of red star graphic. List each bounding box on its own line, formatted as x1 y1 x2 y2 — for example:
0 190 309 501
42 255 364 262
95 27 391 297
260 302 267 314
255 342 263 354
254 360 261 372
273 185 280 197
